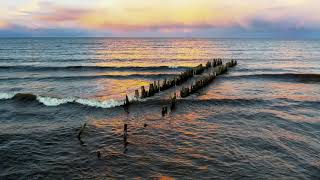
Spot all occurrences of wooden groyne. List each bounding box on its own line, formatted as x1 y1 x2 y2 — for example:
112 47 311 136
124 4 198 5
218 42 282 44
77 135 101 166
128 59 223 101
77 59 238 157
122 59 237 107
180 60 237 98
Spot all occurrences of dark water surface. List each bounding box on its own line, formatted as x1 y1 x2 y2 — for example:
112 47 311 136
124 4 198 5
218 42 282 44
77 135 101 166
0 38 320 179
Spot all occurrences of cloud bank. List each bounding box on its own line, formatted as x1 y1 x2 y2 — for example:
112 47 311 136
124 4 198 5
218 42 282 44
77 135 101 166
0 0 319 37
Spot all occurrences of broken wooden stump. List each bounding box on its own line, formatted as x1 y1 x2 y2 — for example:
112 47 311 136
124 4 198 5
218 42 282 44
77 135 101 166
161 107 168 116
134 90 139 99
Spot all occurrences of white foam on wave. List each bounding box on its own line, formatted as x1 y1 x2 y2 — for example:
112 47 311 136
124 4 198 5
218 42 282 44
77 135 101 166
37 95 125 108
1 92 145 109
169 66 178 69
75 98 124 108
37 96 75 106
0 92 15 99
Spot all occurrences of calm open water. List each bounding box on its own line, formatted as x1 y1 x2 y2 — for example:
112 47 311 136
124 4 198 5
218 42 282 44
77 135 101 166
0 38 319 179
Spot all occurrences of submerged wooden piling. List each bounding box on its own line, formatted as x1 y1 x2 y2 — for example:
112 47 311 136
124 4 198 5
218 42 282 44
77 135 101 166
170 93 177 111
226 60 237 68
97 151 101 159
180 87 190 98
77 123 87 145
124 124 128 134
162 107 168 116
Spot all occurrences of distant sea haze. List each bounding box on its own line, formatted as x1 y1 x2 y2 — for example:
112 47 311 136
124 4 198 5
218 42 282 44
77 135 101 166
0 38 319 179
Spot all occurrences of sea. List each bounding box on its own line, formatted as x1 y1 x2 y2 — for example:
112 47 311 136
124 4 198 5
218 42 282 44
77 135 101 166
0 38 319 179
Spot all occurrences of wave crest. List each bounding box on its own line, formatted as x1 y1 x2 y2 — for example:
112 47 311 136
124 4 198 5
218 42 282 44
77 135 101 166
0 92 136 109
0 92 15 99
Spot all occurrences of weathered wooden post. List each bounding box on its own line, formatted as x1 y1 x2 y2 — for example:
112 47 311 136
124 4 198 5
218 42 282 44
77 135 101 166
148 83 154 97
97 151 101 159
141 86 146 98
170 92 177 111
206 61 211 69
123 94 130 113
125 95 129 105
124 124 127 133
162 107 168 116
134 90 139 99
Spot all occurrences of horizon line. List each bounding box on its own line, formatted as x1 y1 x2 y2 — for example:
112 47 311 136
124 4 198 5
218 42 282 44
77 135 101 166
0 36 319 40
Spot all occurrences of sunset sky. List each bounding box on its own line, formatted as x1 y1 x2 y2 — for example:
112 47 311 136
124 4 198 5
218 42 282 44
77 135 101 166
0 0 319 37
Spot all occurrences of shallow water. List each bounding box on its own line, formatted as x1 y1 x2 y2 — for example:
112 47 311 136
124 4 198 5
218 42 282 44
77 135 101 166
0 38 320 179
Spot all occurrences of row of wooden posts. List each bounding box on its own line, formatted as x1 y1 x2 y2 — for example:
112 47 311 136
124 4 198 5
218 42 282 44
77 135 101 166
180 59 237 98
128 59 224 103
124 59 237 112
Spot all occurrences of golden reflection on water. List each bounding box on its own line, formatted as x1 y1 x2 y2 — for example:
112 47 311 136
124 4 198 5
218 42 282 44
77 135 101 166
88 79 151 100
93 71 177 76
158 176 175 180
94 39 226 67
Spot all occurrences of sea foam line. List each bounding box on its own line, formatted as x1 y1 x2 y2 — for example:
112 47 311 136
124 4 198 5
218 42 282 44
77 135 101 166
0 92 15 99
0 92 141 109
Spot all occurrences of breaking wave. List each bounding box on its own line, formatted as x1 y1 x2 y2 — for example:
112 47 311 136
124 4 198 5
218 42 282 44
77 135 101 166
0 92 141 109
